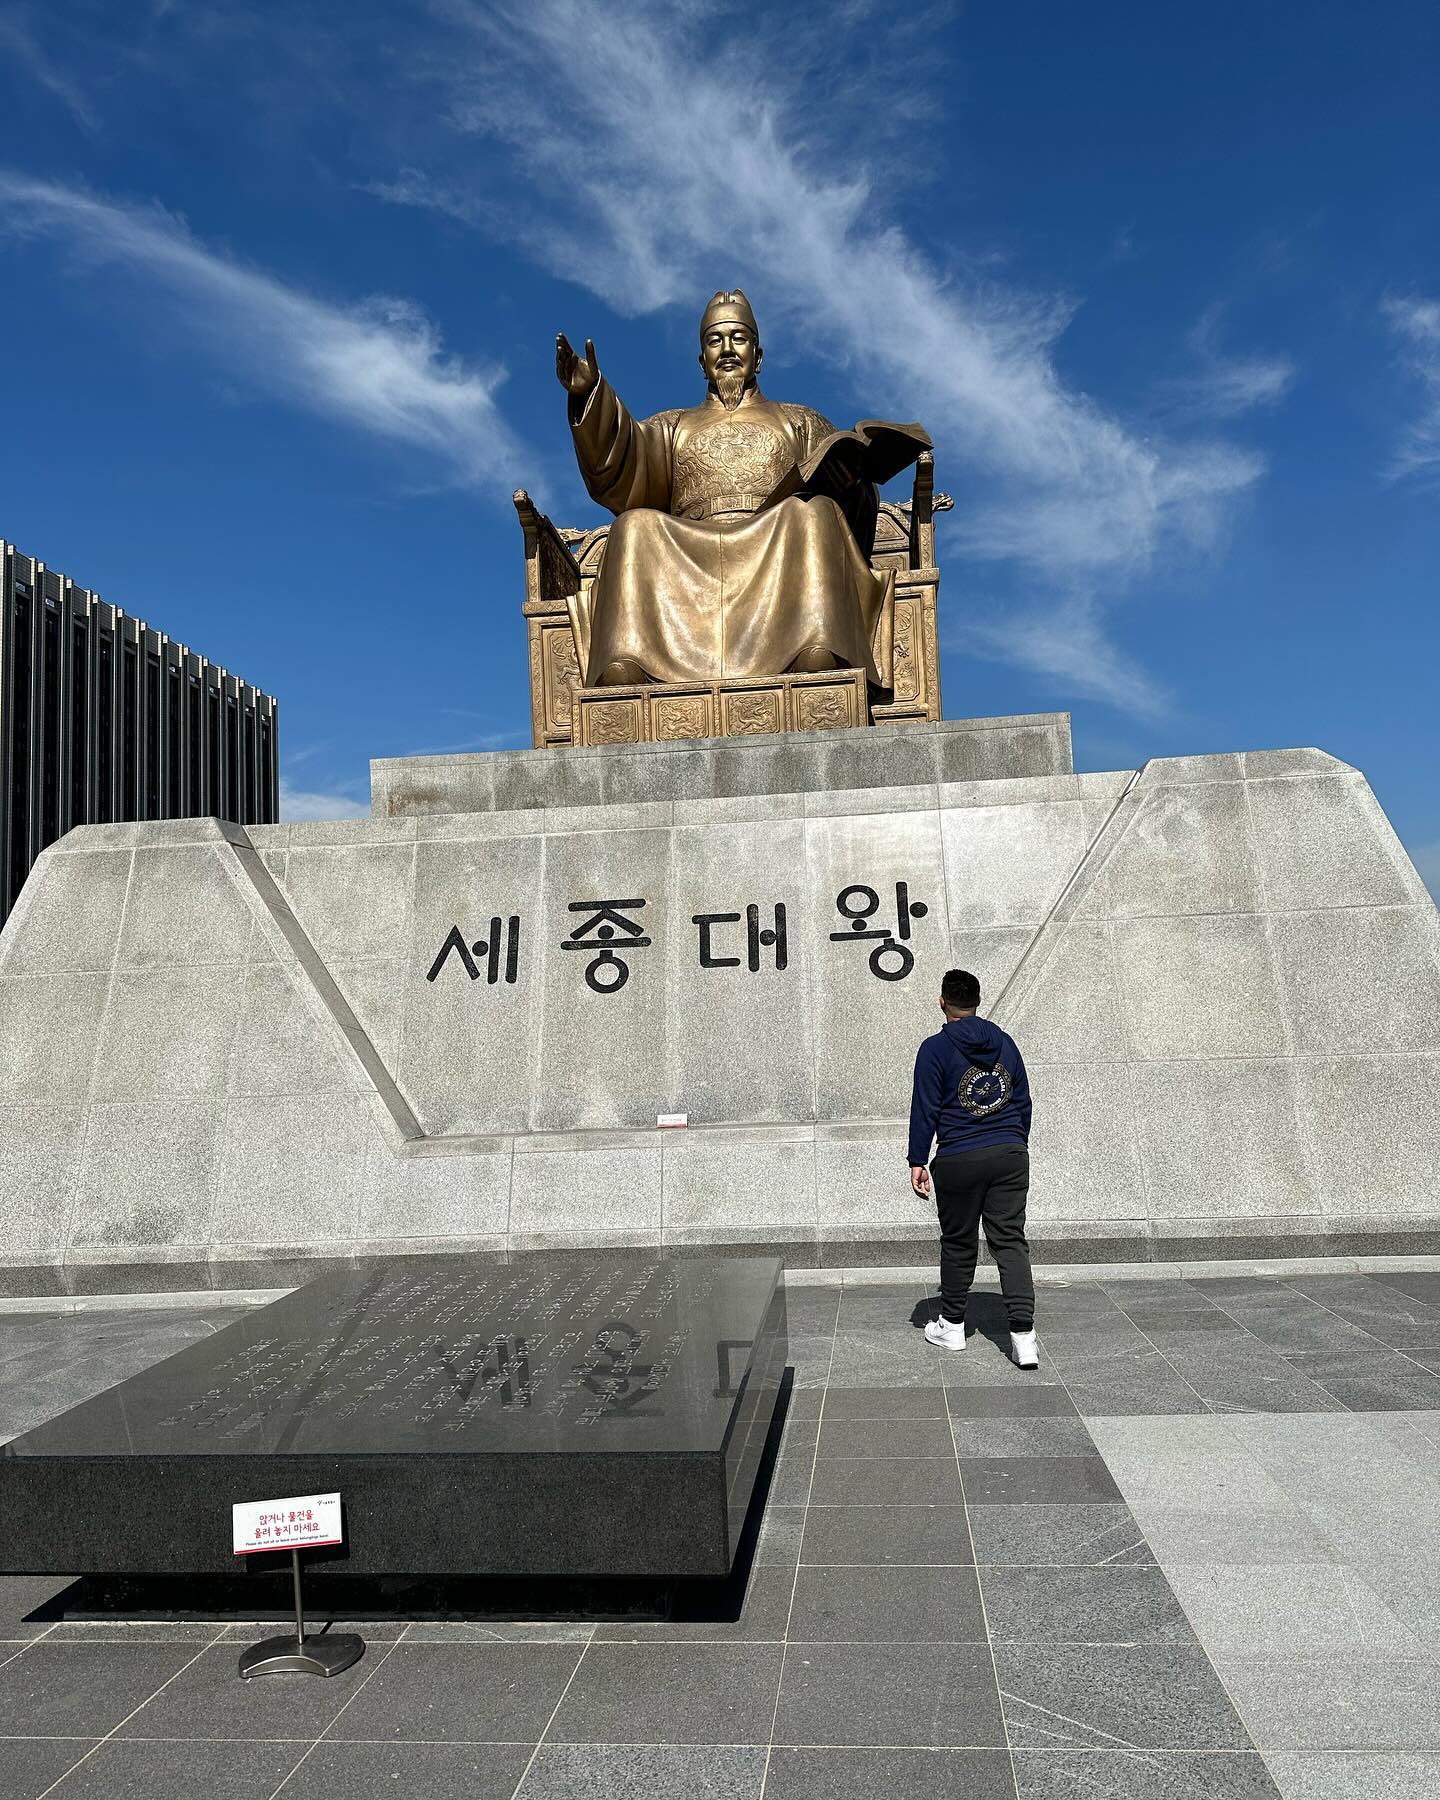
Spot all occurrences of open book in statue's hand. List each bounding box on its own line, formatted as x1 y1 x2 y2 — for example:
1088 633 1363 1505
762 419 933 509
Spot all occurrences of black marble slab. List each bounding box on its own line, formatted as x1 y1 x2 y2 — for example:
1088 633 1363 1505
0 1255 787 1580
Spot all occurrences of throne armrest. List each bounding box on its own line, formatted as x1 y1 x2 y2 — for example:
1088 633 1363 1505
514 489 583 606
906 452 953 570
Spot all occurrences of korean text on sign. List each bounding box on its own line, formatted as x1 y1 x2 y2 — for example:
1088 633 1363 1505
232 1492 344 1556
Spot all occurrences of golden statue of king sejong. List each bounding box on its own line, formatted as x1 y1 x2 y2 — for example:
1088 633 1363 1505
555 290 930 690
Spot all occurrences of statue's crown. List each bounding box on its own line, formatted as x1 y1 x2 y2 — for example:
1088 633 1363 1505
700 288 758 339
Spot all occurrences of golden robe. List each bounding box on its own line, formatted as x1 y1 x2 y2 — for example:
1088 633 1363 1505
569 379 889 686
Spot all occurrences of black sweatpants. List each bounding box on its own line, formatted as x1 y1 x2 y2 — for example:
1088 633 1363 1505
931 1144 1035 1330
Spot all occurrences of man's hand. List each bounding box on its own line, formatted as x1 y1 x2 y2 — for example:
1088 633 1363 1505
555 333 600 400
910 1164 931 1198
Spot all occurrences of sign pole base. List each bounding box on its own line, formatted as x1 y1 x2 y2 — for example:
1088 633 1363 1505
238 1632 365 1679
239 1547 364 1679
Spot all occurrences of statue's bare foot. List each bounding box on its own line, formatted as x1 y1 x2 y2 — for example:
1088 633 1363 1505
597 659 648 686
789 644 839 674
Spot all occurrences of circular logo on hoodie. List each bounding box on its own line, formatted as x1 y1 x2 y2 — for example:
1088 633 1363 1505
956 1064 1013 1118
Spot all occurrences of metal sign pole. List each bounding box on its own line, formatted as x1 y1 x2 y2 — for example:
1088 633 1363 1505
238 1551 365 1679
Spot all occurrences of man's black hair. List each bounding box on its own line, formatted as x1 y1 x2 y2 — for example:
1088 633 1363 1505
941 968 981 1010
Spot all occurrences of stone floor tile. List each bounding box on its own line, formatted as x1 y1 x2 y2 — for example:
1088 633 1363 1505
785 1337 835 1388
53 1620 227 1644
779 1414 820 1451
545 1642 783 1745
808 1455 962 1505
283 1741 537 1800
996 1644 1253 1750
782 1289 841 1336
0 1738 98 1800
1165 1563 1423 1656
772 1641 1006 1746
1186 1278 1291 1299
321 1642 579 1742
1083 1412 1243 1457
1370 1272 1440 1307
1204 1301 1385 1354
1011 1748 1281 1797
591 1567 794 1642
819 1385 948 1419
823 1345 948 1388
940 1341 1064 1386
958 1456 1122 1505
1216 1654 1440 1750
755 1505 806 1569
1337 1558 1440 1642
786 1386 824 1419
400 1622 595 1644
817 1415 956 1457
1123 1309 1258 1342
1136 1506 1340 1567
767 1440 819 1505
1279 1276 1440 1347
946 1384 1078 1418
982 1566 1196 1645
787 1562 987 1643
1160 1347 1345 1414
0 1573 73 1639
1079 1439 1292 1516
516 1743 767 1799
1262 1750 1440 1799
1280 1350 1440 1411
949 1418 1097 1457
1059 1360 1210 1418
967 1504 1153 1568
1035 1321 1155 1363
1104 1279 1225 1309
0 1641 201 1737
765 1745 1018 1799
800 1502 973 1566
1031 1283 1119 1312
46 1738 305 1799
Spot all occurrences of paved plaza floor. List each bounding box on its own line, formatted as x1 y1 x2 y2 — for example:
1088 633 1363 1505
3 1267 1440 1798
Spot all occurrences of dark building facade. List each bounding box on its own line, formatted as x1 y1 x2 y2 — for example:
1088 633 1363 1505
1 540 279 919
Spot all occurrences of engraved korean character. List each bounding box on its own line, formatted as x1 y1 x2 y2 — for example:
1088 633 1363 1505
425 917 521 985
829 881 930 981
692 903 788 971
561 898 652 993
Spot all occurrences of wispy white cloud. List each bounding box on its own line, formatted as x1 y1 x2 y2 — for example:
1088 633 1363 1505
1382 294 1440 481
0 170 528 494
1157 306 1296 422
0 13 99 133
279 778 369 822
952 594 1171 720
370 0 1270 712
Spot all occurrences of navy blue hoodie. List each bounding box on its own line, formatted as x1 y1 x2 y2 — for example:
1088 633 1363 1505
907 1016 1032 1166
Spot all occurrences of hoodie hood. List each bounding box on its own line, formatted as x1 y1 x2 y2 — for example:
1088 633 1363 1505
942 1016 1006 1069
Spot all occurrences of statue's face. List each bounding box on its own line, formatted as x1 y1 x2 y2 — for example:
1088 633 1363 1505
699 321 762 392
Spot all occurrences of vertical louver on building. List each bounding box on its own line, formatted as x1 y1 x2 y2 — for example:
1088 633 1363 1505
0 541 280 920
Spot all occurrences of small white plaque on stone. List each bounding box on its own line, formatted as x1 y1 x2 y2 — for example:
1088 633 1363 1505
232 1492 343 1556
656 1113 689 1129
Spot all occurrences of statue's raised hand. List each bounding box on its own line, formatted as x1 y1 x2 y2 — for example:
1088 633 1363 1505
555 333 599 400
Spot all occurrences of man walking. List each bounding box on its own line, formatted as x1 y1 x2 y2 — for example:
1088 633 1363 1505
908 969 1039 1368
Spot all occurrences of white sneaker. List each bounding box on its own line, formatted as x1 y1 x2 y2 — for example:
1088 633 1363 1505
1010 1328 1039 1369
924 1315 967 1352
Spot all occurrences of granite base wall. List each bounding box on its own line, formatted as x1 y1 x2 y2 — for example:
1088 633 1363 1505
371 712 1074 817
1 739 1437 1295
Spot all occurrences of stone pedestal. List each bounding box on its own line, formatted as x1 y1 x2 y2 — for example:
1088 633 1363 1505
0 721 1436 1295
0 1255 787 1580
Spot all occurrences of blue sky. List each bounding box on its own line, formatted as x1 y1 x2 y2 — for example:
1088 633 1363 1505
1 1 1436 892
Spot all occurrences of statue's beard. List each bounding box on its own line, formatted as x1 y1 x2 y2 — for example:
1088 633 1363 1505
711 369 750 410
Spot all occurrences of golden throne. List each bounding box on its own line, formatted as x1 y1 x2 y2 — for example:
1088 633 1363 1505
516 453 950 749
